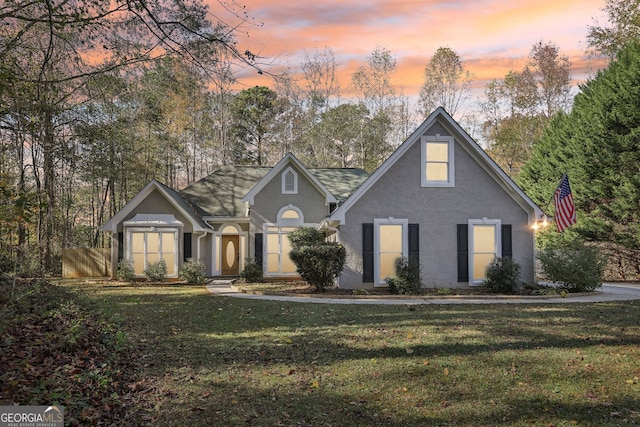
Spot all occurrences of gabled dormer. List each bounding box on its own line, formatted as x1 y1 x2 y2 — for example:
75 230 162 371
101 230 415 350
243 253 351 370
241 153 338 206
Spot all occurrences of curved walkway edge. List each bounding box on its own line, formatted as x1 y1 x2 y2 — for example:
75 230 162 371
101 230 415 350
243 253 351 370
205 282 640 305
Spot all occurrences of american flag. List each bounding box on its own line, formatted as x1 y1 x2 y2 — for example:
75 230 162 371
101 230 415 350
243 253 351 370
554 174 576 232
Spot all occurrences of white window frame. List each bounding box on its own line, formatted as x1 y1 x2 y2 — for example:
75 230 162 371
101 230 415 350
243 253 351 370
421 135 455 187
374 218 408 286
126 227 180 278
281 166 298 194
263 205 313 277
468 219 501 285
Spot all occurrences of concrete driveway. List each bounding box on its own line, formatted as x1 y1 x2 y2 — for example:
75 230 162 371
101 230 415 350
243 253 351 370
206 282 640 305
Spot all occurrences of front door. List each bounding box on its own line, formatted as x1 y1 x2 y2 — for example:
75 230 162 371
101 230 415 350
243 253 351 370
221 235 240 276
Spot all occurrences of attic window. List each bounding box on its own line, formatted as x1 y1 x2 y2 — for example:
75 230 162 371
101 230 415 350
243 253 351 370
421 135 455 187
282 167 298 194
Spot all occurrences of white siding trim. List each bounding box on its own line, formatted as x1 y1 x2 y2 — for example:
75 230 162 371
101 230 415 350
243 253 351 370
373 218 408 286
467 218 502 285
421 134 455 187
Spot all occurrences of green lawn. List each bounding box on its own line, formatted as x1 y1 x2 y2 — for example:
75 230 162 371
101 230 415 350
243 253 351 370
63 282 639 426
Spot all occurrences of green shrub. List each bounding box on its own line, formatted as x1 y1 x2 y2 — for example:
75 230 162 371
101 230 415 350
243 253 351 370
537 244 606 292
144 260 167 282
179 258 206 284
0 248 41 277
483 257 521 294
116 259 135 282
240 258 263 283
288 227 346 292
386 257 422 295
287 227 324 248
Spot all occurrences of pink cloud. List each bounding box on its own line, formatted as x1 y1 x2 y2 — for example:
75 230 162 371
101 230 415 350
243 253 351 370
212 0 608 99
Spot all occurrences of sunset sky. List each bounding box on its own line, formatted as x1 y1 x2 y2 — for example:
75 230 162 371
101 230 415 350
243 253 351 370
216 0 609 101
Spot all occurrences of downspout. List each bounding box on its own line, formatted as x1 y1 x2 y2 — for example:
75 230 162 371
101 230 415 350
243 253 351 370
196 231 207 261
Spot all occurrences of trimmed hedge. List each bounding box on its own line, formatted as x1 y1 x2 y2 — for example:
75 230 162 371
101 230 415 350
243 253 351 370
288 227 346 291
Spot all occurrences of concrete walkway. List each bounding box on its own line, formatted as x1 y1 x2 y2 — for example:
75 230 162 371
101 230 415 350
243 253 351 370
206 281 640 305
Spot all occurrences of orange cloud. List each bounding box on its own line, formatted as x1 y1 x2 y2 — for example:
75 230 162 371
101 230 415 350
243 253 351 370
215 0 608 101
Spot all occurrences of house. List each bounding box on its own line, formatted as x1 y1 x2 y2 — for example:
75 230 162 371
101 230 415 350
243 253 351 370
102 108 543 288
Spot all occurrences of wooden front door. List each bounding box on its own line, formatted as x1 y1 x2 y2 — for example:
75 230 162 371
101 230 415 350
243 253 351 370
221 235 240 276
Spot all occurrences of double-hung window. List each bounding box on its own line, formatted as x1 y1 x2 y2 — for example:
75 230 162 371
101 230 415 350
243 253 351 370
421 135 454 187
374 218 408 285
468 219 501 284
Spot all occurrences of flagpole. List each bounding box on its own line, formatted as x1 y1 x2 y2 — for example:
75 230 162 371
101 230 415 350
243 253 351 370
541 172 567 218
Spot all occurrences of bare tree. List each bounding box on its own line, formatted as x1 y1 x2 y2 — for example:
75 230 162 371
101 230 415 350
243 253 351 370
529 41 572 118
587 0 640 58
419 47 473 119
302 47 341 115
351 46 399 168
481 41 570 179
351 46 397 116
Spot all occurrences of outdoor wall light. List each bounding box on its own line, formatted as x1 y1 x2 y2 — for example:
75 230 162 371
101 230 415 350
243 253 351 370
531 215 550 231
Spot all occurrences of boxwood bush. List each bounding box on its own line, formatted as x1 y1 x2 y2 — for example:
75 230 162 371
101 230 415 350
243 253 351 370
144 260 167 282
116 259 135 282
386 257 422 295
537 243 606 292
240 258 263 283
483 257 521 294
179 258 206 284
288 227 346 292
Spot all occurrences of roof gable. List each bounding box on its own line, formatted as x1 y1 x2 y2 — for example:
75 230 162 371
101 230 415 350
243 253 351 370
241 153 338 205
329 107 543 224
101 180 210 233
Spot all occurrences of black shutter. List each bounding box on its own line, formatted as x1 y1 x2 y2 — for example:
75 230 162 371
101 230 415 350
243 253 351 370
117 232 124 262
362 223 374 282
254 233 263 266
457 224 468 282
501 224 512 258
183 233 192 261
408 223 419 261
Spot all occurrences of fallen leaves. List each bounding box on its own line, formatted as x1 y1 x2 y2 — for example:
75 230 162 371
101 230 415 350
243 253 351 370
0 279 153 426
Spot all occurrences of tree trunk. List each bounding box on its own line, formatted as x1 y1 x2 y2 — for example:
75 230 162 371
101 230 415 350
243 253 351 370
42 106 56 273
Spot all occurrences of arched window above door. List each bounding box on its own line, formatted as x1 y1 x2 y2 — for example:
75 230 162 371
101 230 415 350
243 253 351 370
277 205 304 225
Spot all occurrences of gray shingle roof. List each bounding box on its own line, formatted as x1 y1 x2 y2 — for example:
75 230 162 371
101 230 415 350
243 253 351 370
179 164 369 218
154 180 211 230
180 166 271 217
309 168 370 201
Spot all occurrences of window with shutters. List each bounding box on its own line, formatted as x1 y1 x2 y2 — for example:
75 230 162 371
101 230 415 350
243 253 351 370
374 218 408 286
468 219 501 284
281 167 298 194
421 135 454 187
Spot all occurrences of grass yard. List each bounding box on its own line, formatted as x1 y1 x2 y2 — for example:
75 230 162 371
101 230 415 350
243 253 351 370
50 282 640 425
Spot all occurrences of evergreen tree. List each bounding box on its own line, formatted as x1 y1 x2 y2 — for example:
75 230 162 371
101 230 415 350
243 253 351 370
230 86 281 165
519 42 640 277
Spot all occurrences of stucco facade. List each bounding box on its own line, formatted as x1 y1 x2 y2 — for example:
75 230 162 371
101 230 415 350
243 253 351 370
333 118 535 289
102 108 541 287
